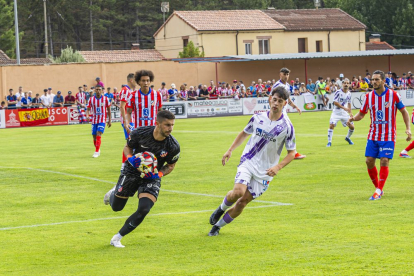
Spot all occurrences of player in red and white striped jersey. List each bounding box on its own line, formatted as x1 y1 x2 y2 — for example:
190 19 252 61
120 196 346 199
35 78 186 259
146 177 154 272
76 87 88 124
349 70 411 200
120 73 136 138
399 108 414 158
86 85 112 158
126 70 162 129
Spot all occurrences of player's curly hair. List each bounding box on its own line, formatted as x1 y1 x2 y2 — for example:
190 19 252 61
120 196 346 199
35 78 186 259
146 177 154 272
135 70 155 83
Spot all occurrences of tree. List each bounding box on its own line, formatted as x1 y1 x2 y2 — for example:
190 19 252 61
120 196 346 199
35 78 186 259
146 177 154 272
0 0 24 58
178 41 204 58
50 46 85 63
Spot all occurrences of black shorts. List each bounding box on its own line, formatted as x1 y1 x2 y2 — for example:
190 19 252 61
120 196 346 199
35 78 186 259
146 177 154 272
115 163 161 200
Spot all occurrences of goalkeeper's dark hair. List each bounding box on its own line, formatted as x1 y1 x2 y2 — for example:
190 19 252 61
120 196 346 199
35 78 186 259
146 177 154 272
135 70 154 83
280 67 290 74
271 86 290 101
157 110 175 122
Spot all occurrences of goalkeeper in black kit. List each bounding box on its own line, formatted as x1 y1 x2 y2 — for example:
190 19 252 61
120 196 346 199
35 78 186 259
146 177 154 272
105 110 180 248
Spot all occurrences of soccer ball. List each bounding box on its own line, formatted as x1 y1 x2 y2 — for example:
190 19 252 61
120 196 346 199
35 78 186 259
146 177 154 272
137 151 158 176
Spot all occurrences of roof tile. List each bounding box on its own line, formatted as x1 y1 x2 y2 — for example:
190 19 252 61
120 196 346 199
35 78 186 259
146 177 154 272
79 49 165 62
366 42 395 51
262 8 366 31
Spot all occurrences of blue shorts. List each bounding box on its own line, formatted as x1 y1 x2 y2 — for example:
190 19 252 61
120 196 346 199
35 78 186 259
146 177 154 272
92 123 106 135
121 122 134 139
365 140 395 159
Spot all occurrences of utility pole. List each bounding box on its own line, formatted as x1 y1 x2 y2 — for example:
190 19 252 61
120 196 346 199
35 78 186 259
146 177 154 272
90 0 93 51
43 0 48 57
13 0 20 64
48 14 53 56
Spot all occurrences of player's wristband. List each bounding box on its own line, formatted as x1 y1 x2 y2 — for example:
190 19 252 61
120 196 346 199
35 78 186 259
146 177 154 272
127 154 133 158
158 171 164 178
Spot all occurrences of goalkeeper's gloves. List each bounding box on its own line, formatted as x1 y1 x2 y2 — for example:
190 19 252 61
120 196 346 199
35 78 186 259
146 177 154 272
128 123 134 132
141 169 164 179
127 153 144 169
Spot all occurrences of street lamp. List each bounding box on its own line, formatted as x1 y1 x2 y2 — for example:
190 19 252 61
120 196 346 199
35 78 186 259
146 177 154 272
13 0 20 64
161 2 169 38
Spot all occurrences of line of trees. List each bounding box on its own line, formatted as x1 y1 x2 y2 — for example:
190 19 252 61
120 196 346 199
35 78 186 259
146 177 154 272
1 0 413 59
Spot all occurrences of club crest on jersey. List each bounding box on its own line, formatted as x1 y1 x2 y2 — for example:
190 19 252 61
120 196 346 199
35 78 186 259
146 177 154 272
385 102 390 108
256 128 276 142
160 150 168 157
151 101 155 106
143 108 150 117
376 110 384 120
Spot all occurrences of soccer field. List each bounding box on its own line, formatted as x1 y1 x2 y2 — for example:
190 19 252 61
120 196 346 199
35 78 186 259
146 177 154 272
1 110 414 275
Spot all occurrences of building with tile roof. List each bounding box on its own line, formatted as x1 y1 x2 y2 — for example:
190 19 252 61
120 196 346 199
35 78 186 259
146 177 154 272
78 48 165 63
154 9 367 58
0 50 51 66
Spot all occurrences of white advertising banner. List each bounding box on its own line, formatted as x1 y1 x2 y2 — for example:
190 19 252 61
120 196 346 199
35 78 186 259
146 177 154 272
162 102 187 119
0 110 5 128
187 99 243 118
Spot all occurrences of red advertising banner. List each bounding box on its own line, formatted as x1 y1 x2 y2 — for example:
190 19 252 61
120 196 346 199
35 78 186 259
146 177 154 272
5 107 68 128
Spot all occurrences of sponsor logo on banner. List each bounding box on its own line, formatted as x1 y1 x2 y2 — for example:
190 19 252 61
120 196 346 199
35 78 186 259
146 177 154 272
68 107 79 124
0 109 5 128
19 108 49 126
45 107 68 125
304 103 316 110
162 102 187 118
5 110 21 128
187 99 242 118
111 106 121 122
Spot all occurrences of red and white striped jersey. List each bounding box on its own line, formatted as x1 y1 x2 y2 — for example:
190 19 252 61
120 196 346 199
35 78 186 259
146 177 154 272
127 88 162 128
76 92 87 105
87 95 110 124
120 85 132 102
360 88 405 142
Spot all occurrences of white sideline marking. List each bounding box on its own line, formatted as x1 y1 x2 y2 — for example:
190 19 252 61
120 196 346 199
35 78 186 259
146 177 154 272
0 205 280 231
0 166 293 206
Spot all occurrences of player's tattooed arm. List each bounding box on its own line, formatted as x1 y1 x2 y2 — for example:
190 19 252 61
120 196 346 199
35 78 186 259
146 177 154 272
159 163 175 177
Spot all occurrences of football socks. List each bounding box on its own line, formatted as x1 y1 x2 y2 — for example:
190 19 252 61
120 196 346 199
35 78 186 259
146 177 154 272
367 167 379 188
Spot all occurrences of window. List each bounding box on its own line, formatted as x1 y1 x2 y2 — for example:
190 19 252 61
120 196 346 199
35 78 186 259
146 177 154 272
298 38 308 53
183 38 189 48
316 40 323 52
245 43 252 55
258 40 269 55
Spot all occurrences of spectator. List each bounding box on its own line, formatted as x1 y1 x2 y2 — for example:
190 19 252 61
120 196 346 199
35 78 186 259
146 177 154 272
400 73 408 90
299 83 306 95
364 73 371 87
239 80 246 92
208 80 215 92
187 86 198 100
209 84 219 100
83 84 89 94
249 81 256 94
104 88 114 104
306 79 316 94
391 73 399 89
168 83 178 102
293 78 300 91
409 74 414 89
178 84 188 101
245 87 252 97
31 93 42 108
233 85 240 100
351 77 360 91
20 92 31 109
233 79 239 89
88 90 94 101
53 91 64 107
317 77 328 108
255 79 265 97
290 80 295 94
96 77 104 88
41 89 51 107
330 79 338 93
65 91 76 106
47 88 55 101
385 71 393 89
336 73 344 87
0 101 6 109
28 91 33 101
359 78 369 92
158 82 169 102
6 89 17 109
198 85 209 99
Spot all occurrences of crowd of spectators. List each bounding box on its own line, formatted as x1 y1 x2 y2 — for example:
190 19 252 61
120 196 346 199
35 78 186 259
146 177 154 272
2 72 413 110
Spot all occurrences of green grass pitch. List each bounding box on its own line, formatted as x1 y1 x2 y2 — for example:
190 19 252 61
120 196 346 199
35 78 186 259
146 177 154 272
1 110 414 275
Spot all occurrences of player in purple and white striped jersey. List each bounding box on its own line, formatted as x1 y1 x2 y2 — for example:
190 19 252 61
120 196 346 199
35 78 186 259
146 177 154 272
327 78 355 147
272 67 306 160
208 86 296 236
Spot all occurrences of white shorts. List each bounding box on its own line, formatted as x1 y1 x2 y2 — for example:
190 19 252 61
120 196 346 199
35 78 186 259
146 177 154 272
330 112 351 127
235 165 270 199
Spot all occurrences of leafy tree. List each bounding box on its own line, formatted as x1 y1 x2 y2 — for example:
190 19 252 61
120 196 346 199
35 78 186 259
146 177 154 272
178 41 204 58
50 46 85 63
0 0 24 58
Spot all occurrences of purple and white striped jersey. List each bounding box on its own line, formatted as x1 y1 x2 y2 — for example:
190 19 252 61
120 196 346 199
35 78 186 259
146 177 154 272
239 111 296 181
272 80 291 116
332 89 351 115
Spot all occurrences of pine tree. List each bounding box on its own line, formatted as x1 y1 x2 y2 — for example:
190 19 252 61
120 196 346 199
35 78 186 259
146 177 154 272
0 0 24 58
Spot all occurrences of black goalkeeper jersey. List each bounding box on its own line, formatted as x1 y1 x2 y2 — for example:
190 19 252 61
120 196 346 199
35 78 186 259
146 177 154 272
127 126 180 170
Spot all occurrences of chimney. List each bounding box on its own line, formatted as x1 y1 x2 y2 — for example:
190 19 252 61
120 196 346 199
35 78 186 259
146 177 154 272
369 34 381 43
131 43 140 50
